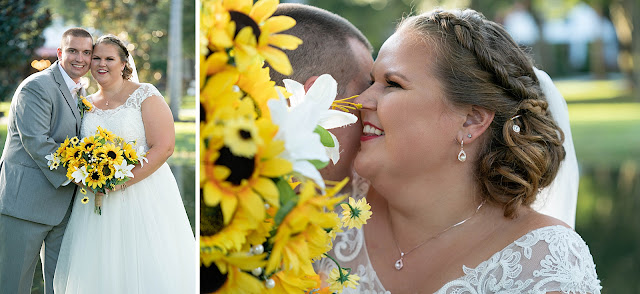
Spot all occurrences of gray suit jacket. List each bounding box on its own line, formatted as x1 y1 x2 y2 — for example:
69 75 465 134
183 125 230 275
0 61 82 226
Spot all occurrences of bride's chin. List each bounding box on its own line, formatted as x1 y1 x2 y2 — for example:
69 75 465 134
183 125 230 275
353 152 375 182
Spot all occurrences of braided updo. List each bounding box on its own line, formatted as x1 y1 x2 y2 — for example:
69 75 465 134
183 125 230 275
94 34 134 80
399 9 565 218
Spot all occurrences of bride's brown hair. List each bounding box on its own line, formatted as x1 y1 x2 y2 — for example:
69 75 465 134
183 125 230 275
95 34 134 80
399 9 565 218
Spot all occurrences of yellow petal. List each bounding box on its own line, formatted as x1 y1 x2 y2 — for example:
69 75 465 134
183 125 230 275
254 177 279 208
259 46 293 76
224 0 252 14
239 189 266 222
220 193 238 225
249 0 278 24
206 51 230 75
261 157 293 177
210 27 233 49
268 34 303 50
261 15 296 34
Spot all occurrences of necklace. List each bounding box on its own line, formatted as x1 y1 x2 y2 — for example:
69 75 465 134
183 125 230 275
391 200 486 270
104 80 126 106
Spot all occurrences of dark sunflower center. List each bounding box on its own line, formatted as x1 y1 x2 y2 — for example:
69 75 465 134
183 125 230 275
239 129 252 140
86 143 93 149
107 150 117 159
214 146 254 186
90 171 101 180
229 11 260 42
74 150 82 159
102 165 112 177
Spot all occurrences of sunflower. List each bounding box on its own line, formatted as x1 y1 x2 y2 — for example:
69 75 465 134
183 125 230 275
100 144 124 166
222 117 262 158
79 136 99 153
201 117 291 226
70 137 80 145
56 138 71 158
122 143 139 162
64 146 84 166
266 270 320 294
86 167 107 190
266 180 346 276
99 162 116 181
81 196 89 204
202 0 302 76
96 126 115 142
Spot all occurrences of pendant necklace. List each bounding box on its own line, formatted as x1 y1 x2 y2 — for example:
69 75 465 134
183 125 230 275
105 80 126 107
391 200 486 270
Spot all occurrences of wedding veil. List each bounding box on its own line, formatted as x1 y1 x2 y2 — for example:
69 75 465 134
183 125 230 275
531 67 579 228
127 54 140 83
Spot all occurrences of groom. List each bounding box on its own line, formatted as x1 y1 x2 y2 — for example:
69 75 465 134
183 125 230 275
0 27 92 294
270 3 374 194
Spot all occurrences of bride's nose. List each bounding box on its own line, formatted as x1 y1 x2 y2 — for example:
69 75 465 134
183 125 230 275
354 88 377 111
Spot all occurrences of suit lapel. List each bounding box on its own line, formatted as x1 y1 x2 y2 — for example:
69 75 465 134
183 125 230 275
50 62 82 134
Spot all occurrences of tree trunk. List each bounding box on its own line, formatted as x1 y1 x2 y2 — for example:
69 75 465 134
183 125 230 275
168 0 183 121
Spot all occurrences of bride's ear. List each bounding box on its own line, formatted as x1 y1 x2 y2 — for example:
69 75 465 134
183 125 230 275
303 76 319 93
460 105 494 143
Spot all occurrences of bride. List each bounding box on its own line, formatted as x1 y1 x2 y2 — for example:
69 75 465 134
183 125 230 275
318 9 601 294
53 34 195 293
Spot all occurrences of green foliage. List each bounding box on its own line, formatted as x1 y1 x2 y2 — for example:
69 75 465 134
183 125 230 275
0 0 51 101
43 0 196 91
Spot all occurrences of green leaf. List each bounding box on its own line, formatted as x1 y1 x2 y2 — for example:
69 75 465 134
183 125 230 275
273 178 298 227
309 159 329 170
314 125 335 148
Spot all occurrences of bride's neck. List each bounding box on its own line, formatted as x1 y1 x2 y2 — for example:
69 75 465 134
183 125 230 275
99 78 126 95
369 171 482 245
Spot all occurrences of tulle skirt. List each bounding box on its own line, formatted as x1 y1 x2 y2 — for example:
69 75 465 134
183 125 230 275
53 163 195 293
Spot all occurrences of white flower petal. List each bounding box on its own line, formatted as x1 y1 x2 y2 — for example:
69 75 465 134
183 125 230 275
319 110 358 129
326 131 340 164
305 74 337 111
283 79 306 108
293 160 325 189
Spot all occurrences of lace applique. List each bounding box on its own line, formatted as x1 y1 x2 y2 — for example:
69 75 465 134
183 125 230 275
316 173 601 294
436 225 601 294
82 83 162 151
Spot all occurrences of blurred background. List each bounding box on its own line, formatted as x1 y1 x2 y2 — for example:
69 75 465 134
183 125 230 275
284 0 638 292
0 1 195 293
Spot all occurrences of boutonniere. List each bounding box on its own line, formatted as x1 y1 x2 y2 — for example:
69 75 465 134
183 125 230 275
78 95 93 118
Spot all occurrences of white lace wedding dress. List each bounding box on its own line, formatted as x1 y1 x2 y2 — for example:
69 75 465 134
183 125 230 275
316 174 602 294
53 83 195 293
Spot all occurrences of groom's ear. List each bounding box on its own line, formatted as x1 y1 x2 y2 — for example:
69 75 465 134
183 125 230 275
303 76 320 93
57 48 63 60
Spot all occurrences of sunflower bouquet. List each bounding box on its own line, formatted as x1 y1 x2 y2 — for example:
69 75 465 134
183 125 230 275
200 0 371 293
46 126 146 215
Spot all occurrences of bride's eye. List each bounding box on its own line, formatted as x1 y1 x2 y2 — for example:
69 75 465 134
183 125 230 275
386 79 402 89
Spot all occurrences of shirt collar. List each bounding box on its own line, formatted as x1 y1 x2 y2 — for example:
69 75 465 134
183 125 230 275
57 62 81 92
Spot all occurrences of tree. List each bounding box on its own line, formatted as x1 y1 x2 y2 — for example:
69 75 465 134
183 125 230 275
0 0 51 102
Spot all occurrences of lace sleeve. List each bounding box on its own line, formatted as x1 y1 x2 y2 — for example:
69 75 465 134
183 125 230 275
438 226 602 294
128 83 163 109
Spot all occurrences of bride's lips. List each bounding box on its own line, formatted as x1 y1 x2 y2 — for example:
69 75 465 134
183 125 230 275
361 122 384 142
96 68 108 74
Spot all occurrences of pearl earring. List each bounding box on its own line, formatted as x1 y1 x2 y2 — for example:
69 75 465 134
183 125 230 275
458 140 467 162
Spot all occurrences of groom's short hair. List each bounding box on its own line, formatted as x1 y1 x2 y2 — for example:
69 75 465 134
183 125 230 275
270 4 373 96
60 28 93 47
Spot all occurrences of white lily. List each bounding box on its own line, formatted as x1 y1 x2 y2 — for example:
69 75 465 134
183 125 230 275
45 153 61 170
268 91 328 189
71 166 89 185
283 74 358 164
136 146 149 167
114 161 135 179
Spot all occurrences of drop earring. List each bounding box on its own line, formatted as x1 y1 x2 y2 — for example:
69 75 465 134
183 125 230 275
458 139 467 162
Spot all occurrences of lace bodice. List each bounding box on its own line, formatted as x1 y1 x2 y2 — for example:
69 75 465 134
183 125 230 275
82 83 161 150
316 175 602 294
